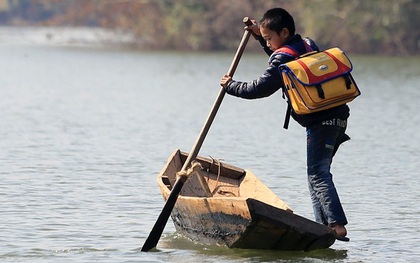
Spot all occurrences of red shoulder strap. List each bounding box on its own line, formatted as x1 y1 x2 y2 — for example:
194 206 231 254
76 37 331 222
277 41 315 58
276 46 299 58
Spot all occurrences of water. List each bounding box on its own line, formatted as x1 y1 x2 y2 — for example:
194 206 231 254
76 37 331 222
1 40 420 262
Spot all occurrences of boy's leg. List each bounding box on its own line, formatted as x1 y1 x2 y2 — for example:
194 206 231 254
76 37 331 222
306 120 348 228
307 177 328 225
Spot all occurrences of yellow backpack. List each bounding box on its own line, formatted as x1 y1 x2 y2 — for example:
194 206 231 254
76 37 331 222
279 47 360 115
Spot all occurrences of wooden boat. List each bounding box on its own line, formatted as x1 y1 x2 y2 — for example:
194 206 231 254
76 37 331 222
158 149 337 251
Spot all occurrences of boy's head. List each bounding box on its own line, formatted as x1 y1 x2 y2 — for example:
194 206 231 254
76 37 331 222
259 8 295 36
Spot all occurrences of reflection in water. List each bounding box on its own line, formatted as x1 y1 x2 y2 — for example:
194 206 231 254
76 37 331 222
161 233 348 262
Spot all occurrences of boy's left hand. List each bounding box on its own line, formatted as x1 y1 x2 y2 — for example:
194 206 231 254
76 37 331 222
220 74 232 88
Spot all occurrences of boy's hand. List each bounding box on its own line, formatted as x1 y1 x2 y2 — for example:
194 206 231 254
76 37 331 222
244 19 260 37
220 74 232 88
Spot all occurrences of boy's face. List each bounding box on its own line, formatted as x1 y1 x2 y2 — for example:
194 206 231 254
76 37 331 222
260 26 289 51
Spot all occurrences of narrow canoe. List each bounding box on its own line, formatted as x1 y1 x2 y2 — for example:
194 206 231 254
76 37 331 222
157 149 337 251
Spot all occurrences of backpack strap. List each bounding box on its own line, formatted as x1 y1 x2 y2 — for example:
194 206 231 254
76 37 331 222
277 46 298 130
316 84 325 99
283 104 292 129
276 46 300 130
344 75 352 89
277 45 299 58
277 40 314 58
277 41 316 129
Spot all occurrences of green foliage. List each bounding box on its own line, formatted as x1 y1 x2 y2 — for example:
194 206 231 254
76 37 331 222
2 0 419 55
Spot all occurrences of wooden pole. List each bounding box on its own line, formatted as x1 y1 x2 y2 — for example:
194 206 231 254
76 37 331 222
141 17 254 252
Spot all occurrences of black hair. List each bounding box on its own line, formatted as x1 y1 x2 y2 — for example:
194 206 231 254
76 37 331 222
259 8 295 35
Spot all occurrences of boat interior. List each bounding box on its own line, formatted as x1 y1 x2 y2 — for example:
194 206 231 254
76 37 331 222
160 150 246 198
160 149 292 212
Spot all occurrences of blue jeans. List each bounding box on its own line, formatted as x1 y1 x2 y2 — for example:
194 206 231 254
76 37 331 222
306 118 349 226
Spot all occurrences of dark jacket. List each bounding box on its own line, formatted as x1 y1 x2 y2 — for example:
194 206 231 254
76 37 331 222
225 34 349 127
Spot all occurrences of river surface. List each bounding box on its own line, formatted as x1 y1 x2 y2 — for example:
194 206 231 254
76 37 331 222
1 40 420 263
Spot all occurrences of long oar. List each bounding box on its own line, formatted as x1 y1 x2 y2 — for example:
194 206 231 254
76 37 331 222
141 17 254 252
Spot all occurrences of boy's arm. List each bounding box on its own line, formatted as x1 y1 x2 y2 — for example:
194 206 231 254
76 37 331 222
223 56 284 99
222 51 293 99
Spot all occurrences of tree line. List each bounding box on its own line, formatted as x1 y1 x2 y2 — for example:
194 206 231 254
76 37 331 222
2 0 419 55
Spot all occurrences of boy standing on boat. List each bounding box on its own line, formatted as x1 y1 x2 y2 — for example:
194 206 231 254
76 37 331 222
220 7 350 241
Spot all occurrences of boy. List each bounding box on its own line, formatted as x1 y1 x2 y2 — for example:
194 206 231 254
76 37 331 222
220 7 350 241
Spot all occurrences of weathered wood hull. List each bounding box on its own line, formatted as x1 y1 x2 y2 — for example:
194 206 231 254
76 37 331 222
158 149 336 251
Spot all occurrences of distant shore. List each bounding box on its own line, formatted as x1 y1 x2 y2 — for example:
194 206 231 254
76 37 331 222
0 26 136 47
